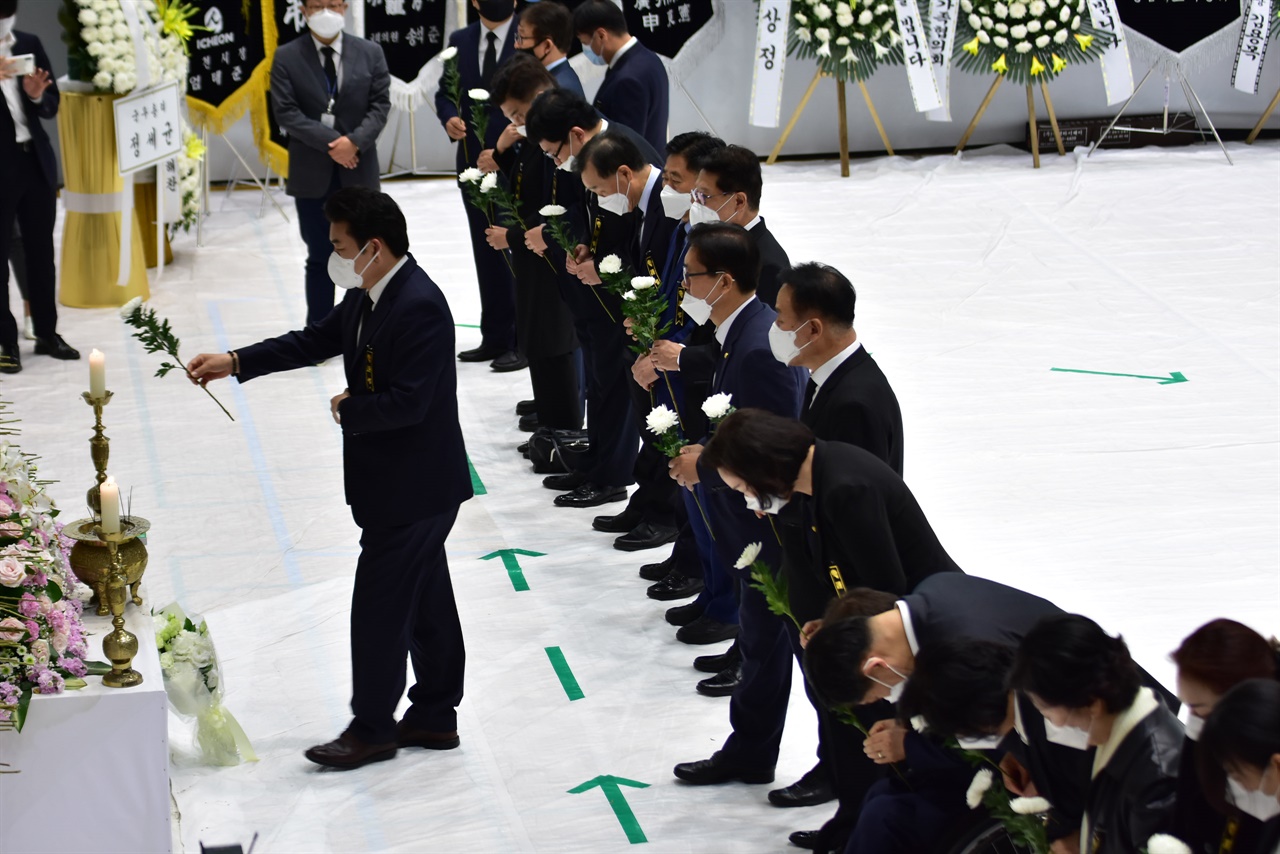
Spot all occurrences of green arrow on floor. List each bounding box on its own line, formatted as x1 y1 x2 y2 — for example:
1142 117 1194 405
568 775 650 844
545 646 584 701
467 456 487 495
480 548 545 591
1050 368 1188 385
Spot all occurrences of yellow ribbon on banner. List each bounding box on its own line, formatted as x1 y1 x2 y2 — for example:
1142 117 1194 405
250 0 289 177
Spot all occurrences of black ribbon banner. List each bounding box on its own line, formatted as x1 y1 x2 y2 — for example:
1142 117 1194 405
364 0 448 82
186 0 269 133
622 0 714 59
1118 0 1241 55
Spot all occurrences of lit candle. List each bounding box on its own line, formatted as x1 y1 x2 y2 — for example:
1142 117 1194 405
89 349 106 398
100 476 120 534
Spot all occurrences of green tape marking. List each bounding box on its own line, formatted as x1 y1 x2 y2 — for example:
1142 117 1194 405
455 323 482 329
1050 368 1187 385
544 646 584 701
467 455 486 495
568 775 650 844
480 548 545 592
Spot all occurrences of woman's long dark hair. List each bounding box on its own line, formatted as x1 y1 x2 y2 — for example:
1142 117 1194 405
1008 613 1140 713
1198 678 1280 813
701 409 813 512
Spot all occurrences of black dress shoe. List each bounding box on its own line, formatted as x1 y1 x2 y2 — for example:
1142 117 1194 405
518 413 539 432
515 399 537 416
592 507 642 533
517 440 530 457
696 663 742 697
769 764 836 808
554 483 627 508
694 640 740 674
0 346 20 374
673 751 774 785
665 600 704 626
639 555 674 581
677 614 739 645
395 720 460 751
647 569 704 601
458 343 505 362
304 731 398 770
788 830 822 850
543 471 585 491
491 350 528 372
33 335 80 360
614 522 678 552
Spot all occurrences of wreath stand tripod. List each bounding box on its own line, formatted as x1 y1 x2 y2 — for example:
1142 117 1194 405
765 68 895 177
1245 84 1280 144
953 75 1066 168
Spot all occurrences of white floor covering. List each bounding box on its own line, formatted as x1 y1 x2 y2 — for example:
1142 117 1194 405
7 141 1280 853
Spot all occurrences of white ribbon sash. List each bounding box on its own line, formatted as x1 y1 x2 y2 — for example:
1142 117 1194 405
1232 0 1274 94
1086 0 1134 105
895 0 943 112
925 0 961 121
750 0 792 128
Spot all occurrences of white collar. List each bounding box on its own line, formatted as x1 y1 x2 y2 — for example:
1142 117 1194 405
636 165 661 218
367 256 408 308
743 214 763 231
609 36 638 68
810 339 862 389
896 600 920 656
1081 688 1161 852
1013 695 1029 745
546 56 568 71
0 32 14 51
597 118 610 134
312 31 343 56
714 295 756 346
481 16 514 53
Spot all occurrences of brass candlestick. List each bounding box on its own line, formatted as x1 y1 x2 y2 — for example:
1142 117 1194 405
95 523 145 688
82 390 113 514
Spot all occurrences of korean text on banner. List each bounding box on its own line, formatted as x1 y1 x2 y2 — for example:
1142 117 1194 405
1087 0 1135 105
750 0 791 128
925 0 960 121
1231 0 1274 94
895 0 942 112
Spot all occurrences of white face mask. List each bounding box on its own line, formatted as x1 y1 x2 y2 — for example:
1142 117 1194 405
768 319 814 365
688 201 719 227
597 174 630 217
327 242 378 289
515 125 528 138
957 733 1006 751
307 8 345 39
0 17 14 40
865 661 909 704
1042 715 1092 751
661 185 692 220
557 136 578 172
680 273 726 326
743 492 790 515
1180 708 1205 742
1228 776 1280 821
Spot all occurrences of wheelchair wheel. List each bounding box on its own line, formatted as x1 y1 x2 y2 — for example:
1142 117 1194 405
944 817 1035 854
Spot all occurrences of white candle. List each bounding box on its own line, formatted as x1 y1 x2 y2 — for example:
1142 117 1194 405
100 476 120 534
89 349 106 398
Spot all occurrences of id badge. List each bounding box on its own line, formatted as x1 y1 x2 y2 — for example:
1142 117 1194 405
321 112 335 129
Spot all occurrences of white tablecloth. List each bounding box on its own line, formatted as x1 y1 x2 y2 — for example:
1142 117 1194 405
0 605 171 854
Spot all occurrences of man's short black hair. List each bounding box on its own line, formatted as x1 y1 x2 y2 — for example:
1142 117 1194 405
1009 614 1141 714
522 1 574 54
579 130 647 177
702 408 812 511
491 52 556 105
803 616 876 708
781 262 856 328
701 144 764 210
687 222 758 294
666 132 726 172
324 187 409 257
898 638 1016 739
525 88 599 145
572 0 627 36
0 0 17 18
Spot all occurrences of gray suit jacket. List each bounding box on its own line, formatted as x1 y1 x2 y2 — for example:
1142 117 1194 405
269 33 390 198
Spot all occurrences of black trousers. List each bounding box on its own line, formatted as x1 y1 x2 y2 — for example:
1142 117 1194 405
0 148 58 349
529 350 582 430
574 311 637 488
9 222 28 301
620 378 679 528
720 574 792 770
294 167 343 327
348 506 464 744
458 185 516 351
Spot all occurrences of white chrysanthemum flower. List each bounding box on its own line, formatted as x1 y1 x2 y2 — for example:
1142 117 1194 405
961 0 974 10
836 35 850 45
645 404 680 436
702 392 734 420
1027 20 1041 32
1010 796 1052 815
598 255 623 275
1029 0 1046 13
1045 19 1056 29
119 296 143 321
468 88 490 102
630 276 656 290
813 3 832 20
622 290 637 301
78 9 99 25
993 35 1009 47
1010 24 1027 37
874 3 889 13
437 46 458 62
969 13 982 28
977 30 991 43
480 172 498 193
1048 0 1060 5
966 769 993 809
1060 6 1071 21
795 11 809 24
1009 2 1027 18
1070 14 1080 27
458 167 483 184
93 70 113 90
815 27 831 42
734 542 763 570
1145 835 1194 854
1015 39 1032 52
858 9 873 24
796 27 812 42
910 715 929 733
540 204 567 217
1053 28 1068 42
994 2 1008 18
835 6 853 26
1035 34 1050 47
981 15 994 27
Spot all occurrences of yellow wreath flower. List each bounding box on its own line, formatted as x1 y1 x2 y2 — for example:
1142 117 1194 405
992 53 1008 74
963 36 981 56
1051 53 1067 73
1029 56 1046 76
1075 33 1094 51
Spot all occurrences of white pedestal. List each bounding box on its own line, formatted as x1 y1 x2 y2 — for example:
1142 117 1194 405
0 606 171 854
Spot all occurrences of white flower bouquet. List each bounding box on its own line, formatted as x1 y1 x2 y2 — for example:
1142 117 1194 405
963 765 1052 852
953 0 1112 84
790 0 904 82
59 0 195 95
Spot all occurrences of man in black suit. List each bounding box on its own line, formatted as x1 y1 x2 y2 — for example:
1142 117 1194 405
437 0 524 371
515 0 584 97
189 189 472 770
0 1 78 372
572 0 669 155
271 0 390 328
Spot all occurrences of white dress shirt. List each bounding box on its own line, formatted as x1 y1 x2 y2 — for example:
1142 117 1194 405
636 164 661 221
714 295 756 347
810 339 863 390
357 255 407 340
478 17 514 73
608 36 638 68
896 600 921 655
1 32 36 144
311 31 343 92
743 214 763 232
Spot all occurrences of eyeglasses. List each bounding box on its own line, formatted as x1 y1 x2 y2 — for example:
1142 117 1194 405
681 269 723 288
543 139 566 163
691 189 730 207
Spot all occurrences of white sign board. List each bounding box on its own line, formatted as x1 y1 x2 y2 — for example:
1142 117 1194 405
113 80 184 175
749 0 791 128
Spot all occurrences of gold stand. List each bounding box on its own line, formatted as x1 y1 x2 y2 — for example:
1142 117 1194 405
1041 81 1066 156
1027 85 1041 168
767 68 824 165
766 69 894 172
954 75 1064 168
1246 85 1280 144
82 390 113 514
96 523 147 688
837 80 850 177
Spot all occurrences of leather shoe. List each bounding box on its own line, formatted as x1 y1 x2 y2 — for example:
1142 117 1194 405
34 335 80 360
673 751 774 785
458 343 505 362
395 720 460 751
518 413 539 433
769 764 836 808
614 522 678 552
694 640 740 674
788 830 822 850
517 440 530 457
665 601 704 627
0 346 20 375
696 663 742 697
554 483 627 508
647 569 703 601
543 471 585 491
677 614 739 645
639 555 674 581
592 507 642 533
491 350 528 372
304 731 397 770
515 399 537 416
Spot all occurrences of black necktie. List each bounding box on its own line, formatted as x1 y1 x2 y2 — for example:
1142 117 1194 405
357 292 373 344
481 31 498 88
802 378 818 417
321 46 338 95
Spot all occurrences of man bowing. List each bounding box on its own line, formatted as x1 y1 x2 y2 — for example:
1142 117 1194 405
189 188 472 770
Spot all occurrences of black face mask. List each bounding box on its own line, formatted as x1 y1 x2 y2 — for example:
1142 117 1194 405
519 43 547 62
475 0 513 22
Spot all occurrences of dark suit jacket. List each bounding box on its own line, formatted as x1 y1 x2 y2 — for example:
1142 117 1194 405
435 19 519 169
593 40 669 155
751 217 790 308
804 347 904 475
1173 736 1265 854
548 57 584 97
269 33 390 198
903 574 1063 649
1002 692 1097 844
779 440 961 621
236 255 472 528
630 169 676 286
1 32 59 188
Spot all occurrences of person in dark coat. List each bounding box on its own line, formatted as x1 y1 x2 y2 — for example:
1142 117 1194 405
1199 679 1280 853
1010 614 1183 854
189 189 471 771
515 0 584 97
572 0 669 155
